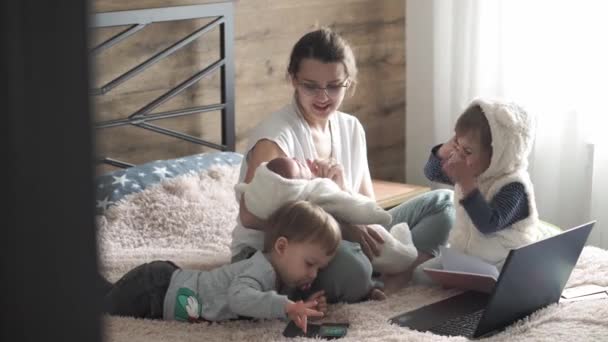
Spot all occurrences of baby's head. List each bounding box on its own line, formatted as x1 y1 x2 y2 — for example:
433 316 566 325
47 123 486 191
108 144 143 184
267 157 313 180
453 104 493 177
263 200 341 290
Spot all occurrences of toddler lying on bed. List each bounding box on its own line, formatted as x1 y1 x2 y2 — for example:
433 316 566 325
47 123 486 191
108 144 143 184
235 157 418 275
101 200 338 333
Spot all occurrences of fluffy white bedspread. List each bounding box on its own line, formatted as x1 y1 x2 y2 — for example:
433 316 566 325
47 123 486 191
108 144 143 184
97 165 608 341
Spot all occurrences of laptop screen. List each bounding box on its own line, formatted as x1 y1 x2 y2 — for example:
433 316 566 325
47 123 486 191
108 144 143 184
474 222 594 337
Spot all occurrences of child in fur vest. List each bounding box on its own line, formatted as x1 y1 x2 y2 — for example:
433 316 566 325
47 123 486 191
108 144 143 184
414 99 545 283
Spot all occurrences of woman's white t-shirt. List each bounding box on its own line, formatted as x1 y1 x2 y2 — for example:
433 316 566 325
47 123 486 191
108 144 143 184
230 99 371 256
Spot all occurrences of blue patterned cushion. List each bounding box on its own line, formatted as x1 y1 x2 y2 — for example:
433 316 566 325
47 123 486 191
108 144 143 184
95 151 243 215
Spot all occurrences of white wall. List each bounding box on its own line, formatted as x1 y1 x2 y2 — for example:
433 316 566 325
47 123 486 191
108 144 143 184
405 0 436 185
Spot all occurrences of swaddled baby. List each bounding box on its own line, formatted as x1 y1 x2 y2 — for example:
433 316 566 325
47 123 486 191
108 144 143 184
235 157 418 274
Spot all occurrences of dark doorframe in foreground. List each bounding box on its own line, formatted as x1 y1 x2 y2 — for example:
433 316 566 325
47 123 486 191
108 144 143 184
1 1 101 341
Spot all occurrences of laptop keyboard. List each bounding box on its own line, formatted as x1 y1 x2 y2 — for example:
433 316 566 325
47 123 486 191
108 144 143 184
428 309 485 337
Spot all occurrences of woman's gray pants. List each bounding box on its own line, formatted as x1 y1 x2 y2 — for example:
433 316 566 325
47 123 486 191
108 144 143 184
315 189 454 303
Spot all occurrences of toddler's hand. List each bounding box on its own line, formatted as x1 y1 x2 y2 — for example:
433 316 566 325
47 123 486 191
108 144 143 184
305 290 328 319
437 136 459 160
285 300 324 333
442 151 476 189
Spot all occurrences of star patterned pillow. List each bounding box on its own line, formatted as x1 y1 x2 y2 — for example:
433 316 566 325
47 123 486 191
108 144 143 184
95 151 243 215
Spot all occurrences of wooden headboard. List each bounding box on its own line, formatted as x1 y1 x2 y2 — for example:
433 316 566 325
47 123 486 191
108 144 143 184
90 3 235 171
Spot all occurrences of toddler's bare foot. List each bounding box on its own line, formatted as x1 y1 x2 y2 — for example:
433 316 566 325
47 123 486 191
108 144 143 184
369 288 387 301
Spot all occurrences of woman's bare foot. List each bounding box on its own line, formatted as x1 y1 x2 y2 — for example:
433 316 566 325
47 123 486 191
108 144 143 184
380 251 435 295
381 271 412 295
368 288 387 301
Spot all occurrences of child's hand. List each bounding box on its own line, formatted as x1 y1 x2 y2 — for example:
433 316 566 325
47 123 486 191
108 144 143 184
442 152 476 193
437 136 459 160
307 159 347 191
305 290 328 319
285 300 324 333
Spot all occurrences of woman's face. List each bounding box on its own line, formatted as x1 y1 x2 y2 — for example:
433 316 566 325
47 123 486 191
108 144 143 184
291 58 349 121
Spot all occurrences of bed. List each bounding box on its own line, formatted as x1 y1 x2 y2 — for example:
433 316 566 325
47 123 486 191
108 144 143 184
93 4 608 342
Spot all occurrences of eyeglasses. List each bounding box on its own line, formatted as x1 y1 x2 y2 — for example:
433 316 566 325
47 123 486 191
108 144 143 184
296 79 349 98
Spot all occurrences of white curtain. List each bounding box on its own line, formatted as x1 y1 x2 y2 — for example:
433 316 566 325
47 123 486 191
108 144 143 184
406 0 608 248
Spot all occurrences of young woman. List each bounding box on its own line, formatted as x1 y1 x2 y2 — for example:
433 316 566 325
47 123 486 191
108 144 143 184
231 28 454 302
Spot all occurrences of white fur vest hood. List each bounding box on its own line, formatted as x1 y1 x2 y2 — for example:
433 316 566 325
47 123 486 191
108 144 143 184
448 99 541 266
475 98 535 183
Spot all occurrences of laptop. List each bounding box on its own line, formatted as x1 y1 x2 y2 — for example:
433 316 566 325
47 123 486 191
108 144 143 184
389 221 595 339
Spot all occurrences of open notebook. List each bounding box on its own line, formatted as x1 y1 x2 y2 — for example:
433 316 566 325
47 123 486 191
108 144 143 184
424 246 500 293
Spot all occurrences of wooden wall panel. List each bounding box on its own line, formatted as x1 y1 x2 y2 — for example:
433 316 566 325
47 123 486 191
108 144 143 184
92 0 406 181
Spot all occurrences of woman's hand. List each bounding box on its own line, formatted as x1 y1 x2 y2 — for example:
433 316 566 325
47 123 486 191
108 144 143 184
285 300 324 333
304 290 327 319
239 139 285 231
341 223 385 260
238 196 269 231
307 158 347 191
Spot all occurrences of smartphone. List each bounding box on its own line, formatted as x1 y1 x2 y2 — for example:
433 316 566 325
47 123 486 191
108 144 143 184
317 323 349 339
282 321 349 339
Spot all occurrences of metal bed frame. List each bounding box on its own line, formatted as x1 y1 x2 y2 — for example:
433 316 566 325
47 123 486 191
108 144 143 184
91 3 235 169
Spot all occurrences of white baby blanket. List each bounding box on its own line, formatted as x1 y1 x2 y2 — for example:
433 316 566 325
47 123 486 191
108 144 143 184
235 163 418 274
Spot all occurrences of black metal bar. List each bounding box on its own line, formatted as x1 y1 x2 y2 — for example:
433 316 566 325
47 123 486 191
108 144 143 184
95 103 225 129
129 59 224 118
219 17 235 151
90 23 147 56
90 88 103 96
95 17 223 95
135 122 227 151
99 158 135 168
91 3 236 165
92 3 233 27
